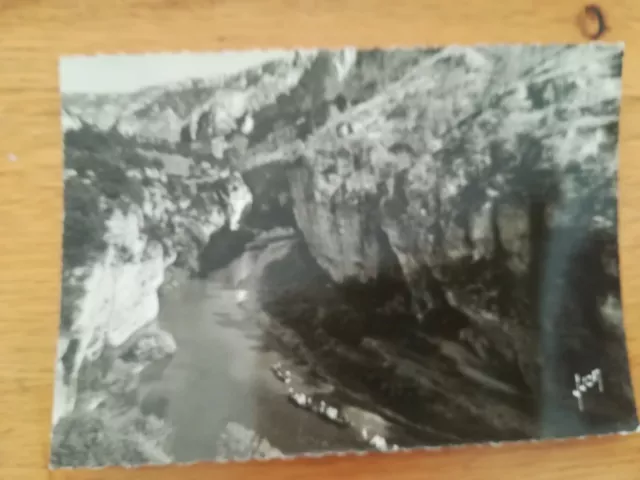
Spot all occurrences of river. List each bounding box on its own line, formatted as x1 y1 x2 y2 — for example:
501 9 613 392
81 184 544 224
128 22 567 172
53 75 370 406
145 233 372 463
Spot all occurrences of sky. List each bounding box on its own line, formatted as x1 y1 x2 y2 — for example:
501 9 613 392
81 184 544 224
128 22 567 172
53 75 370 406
59 49 296 94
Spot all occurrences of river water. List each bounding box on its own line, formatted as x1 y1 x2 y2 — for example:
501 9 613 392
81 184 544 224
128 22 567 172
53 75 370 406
146 235 370 463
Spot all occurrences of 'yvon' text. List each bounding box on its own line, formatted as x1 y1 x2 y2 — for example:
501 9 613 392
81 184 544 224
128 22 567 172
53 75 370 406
572 368 604 411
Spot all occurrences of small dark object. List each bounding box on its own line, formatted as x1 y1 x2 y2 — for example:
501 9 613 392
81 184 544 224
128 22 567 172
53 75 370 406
334 94 348 113
579 5 607 40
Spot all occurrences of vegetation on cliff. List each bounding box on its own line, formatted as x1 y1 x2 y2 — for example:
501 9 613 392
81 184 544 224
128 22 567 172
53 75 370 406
51 407 172 467
51 324 176 467
55 123 250 466
270 43 634 438
63 127 147 268
61 122 248 276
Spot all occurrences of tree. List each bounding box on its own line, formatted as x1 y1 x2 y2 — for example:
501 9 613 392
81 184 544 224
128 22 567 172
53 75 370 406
50 408 171 467
62 178 108 269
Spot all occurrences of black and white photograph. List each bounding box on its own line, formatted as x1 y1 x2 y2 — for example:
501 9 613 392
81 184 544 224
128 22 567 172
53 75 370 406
51 43 638 469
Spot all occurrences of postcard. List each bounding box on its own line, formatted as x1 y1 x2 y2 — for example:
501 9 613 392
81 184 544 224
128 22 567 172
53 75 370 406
51 42 637 469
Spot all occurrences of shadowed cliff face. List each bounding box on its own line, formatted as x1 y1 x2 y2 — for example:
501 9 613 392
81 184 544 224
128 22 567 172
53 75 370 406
277 44 636 436
241 163 298 230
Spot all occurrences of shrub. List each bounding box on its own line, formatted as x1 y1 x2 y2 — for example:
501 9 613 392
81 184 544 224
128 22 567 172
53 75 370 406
122 151 150 170
165 176 182 197
64 126 149 207
50 407 171 467
115 244 135 263
150 158 165 170
190 194 208 213
95 163 130 200
59 277 85 332
62 124 157 271
64 125 111 153
142 222 168 245
62 177 108 269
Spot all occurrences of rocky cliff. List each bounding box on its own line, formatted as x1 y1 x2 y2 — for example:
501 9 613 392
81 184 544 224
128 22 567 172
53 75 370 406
283 43 634 435
62 48 422 168
62 52 314 145
53 125 252 428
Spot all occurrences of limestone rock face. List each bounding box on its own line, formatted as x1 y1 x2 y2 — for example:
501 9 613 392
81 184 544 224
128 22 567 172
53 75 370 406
54 126 254 426
287 44 625 396
62 54 313 147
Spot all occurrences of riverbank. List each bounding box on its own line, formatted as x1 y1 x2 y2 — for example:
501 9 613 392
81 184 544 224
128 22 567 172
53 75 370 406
259 238 539 445
149 232 374 463
52 223 534 467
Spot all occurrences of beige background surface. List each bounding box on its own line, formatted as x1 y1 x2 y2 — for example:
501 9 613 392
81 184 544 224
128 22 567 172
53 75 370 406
1 0 639 478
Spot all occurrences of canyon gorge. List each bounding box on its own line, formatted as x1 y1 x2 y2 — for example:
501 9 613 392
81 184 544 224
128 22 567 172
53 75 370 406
51 43 637 467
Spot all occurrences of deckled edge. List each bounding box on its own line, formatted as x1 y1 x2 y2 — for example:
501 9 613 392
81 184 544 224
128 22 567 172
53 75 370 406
49 421 640 471
56 40 625 62
49 37 631 471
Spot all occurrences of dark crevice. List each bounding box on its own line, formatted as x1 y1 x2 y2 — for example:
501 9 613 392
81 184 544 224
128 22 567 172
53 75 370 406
197 224 256 278
197 160 301 278
61 338 80 383
241 163 298 231
490 201 511 320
